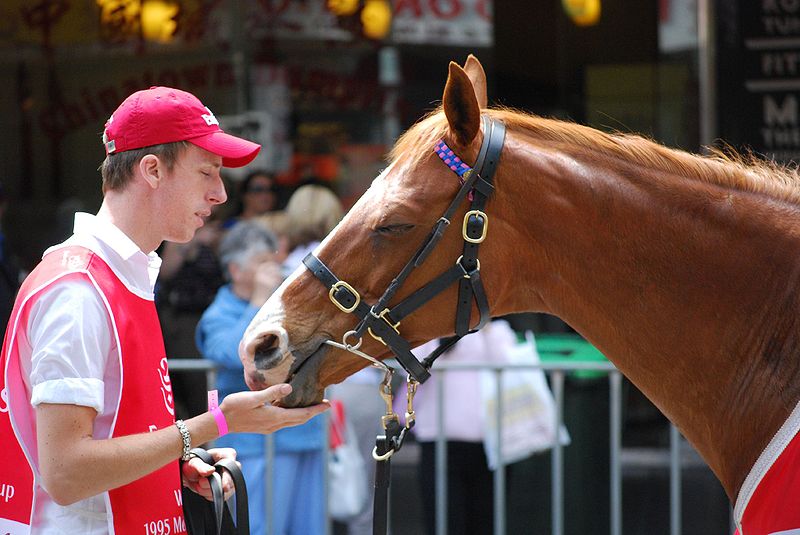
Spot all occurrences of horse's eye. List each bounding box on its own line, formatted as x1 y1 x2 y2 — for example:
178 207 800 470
375 223 415 236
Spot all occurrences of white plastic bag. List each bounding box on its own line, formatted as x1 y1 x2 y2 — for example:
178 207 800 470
481 332 570 470
328 400 368 521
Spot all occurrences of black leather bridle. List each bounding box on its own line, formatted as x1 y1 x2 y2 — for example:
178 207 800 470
302 115 506 384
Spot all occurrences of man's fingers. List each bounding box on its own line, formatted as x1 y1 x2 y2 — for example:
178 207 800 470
288 401 331 424
220 471 235 499
208 447 236 462
183 457 214 478
260 383 292 404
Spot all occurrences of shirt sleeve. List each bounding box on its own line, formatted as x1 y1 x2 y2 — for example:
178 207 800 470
27 278 113 413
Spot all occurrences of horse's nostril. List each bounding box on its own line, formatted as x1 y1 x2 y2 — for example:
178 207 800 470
259 334 278 352
254 334 283 370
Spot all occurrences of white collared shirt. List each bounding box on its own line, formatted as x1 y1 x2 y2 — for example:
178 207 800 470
22 212 161 534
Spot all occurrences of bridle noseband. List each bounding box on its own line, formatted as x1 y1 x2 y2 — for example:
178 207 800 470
303 115 506 383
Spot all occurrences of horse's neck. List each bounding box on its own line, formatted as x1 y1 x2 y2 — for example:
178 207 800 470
496 134 800 500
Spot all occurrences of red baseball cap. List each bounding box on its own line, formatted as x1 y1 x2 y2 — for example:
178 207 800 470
103 86 261 168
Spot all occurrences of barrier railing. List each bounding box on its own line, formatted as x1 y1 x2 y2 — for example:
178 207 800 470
429 361 620 535
167 357 724 535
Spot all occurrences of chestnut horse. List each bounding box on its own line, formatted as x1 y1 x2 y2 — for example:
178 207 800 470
240 56 800 532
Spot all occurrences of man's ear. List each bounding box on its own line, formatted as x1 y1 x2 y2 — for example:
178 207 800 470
139 155 161 189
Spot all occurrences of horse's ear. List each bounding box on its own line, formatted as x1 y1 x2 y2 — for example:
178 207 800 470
443 61 481 146
463 54 488 109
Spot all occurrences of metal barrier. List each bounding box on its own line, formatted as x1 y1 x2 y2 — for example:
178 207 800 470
428 360 735 535
167 358 724 535
431 361 621 535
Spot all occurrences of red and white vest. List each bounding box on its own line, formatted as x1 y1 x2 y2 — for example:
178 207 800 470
735 401 800 535
0 246 185 534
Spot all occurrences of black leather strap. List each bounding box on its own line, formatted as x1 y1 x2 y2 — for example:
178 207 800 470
455 117 506 336
302 116 506 381
302 253 431 382
385 264 465 322
216 458 249 534
183 448 250 535
372 435 393 535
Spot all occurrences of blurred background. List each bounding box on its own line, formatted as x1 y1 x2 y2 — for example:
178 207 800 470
2 0 793 272
0 1 795 533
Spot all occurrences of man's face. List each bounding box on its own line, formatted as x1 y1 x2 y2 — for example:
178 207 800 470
158 144 227 243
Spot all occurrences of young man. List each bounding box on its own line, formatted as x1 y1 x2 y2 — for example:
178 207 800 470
0 87 328 534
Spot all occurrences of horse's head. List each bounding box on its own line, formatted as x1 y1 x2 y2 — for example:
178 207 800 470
240 56 512 406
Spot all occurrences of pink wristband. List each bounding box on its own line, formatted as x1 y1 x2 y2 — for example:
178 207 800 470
208 390 228 437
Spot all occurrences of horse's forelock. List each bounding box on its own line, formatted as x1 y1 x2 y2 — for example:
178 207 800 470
388 108 450 173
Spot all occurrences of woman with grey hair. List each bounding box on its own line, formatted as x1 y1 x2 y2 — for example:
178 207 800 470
196 220 327 535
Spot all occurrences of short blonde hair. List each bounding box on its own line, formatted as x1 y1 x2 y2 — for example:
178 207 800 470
284 185 344 248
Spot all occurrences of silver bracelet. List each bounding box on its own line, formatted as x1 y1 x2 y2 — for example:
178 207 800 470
175 420 192 461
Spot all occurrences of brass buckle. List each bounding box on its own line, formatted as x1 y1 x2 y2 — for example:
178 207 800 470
462 210 488 243
368 308 401 346
405 376 419 429
329 281 360 313
456 255 481 278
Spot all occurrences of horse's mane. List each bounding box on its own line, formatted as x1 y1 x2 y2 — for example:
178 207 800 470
390 106 800 205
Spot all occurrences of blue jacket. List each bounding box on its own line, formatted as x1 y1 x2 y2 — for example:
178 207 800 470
195 284 324 455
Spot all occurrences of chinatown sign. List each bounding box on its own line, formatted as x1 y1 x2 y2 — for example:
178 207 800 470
251 0 492 46
3 1 493 52
391 0 492 46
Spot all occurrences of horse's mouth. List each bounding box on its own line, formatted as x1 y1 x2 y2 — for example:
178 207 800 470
251 335 328 408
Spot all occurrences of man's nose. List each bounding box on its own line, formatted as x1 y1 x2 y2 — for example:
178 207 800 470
211 176 228 204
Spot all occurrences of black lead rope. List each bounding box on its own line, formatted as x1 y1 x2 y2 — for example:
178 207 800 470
372 423 399 535
371 377 416 535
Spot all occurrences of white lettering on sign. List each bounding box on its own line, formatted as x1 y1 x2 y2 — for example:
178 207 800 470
173 489 183 507
173 514 186 533
761 126 800 147
761 51 800 75
391 0 492 46
762 16 800 35
60 250 83 270
142 515 187 534
0 388 8 413
764 94 799 125
763 0 800 14
158 358 175 416
0 483 15 503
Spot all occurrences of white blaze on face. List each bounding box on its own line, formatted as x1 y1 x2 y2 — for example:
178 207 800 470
239 161 403 382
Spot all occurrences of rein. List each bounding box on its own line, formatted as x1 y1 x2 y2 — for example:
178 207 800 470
302 115 506 383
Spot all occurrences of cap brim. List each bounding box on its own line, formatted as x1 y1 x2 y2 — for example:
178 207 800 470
190 131 261 168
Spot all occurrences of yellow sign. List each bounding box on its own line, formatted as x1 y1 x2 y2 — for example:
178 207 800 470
361 0 391 39
327 0 360 16
562 0 601 27
140 0 179 43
